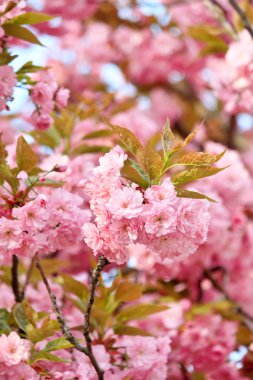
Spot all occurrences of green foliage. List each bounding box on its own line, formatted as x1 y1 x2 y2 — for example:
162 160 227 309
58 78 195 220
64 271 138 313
116 304 168 322
16 135 39 174
11 12 53 25
2 24 43 46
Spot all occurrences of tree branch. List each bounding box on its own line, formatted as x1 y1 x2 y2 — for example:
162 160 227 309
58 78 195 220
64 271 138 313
84 255 109 380
20 255 36 301
228 0 253 39
11 255 22 303
35 255 88 356
204 269 253 324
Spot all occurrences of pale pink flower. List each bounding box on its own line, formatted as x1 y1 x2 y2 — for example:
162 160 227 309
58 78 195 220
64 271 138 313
0 332 30 366
83 222 103 252
145 178 177 205
106 187 143 219
31 82 54 111
31 111 53 130
55 87 70 108
143 204 177 237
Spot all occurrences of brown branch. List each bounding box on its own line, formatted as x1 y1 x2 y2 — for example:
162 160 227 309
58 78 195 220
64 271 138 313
84 255 109 380
35 255 88 356
204 270 253 323
11 255 22 303
228 0 253 39
20 255 36 301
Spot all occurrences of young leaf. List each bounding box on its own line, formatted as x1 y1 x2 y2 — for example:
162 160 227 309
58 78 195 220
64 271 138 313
175 150 226 167
26 318 60 343
113 324 152 337
115 281 142 303
176 189 217 203
59 274 89 300
82 129 114 139
106 121 143 155
30 351 69 364
12 303 30 332
137 145 163 181
16 61 44 75
162 118 174 155
172 166 227 186
16 135 38 173
11 12 53 25
117 304 168 322
71 144 110 156
2 24 43 46
44 338 73 352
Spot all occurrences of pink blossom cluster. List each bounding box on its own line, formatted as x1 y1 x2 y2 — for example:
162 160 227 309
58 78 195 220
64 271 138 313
209 30 253 114
30 70 70 130
0 189 90 260
0 66 17 112
81 146 210 264
0 332 30 367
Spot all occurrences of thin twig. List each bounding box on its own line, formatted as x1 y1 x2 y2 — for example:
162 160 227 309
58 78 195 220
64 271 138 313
35 255 88 355
206 0 237 37
84 255 109 380
11 255 22 303
204 270 253 323
228 0 253 39
20 255 36 301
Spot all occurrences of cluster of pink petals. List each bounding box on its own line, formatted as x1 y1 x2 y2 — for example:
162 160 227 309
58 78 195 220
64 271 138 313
0 332 30 367
0 189 90 259
209 30 253 114
0 66 17 111
81 146 210 264
30 70 70 130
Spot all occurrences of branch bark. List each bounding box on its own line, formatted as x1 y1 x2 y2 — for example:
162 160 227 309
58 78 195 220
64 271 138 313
11 255 22 303
84 255 109 380
204 269 253 324
228 0 253 39
35 255 88 355
36 254 108 380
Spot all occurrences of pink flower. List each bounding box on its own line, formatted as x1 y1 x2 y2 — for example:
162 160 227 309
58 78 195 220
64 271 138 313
83 222 103 252
31 82 54 111
142 204 177 237
0 218 22 255
31 111 53 130
106 187 143 219
0 332 30 366
55 87 70 108
0 66 17 111
145 178 177 205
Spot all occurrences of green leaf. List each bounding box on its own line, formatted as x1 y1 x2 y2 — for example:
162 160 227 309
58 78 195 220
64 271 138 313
137 145 164 181
0 309 11 334
113 324 152 337
71 144 110 156
175 150 226 167
162 118 174 155
16 61 44 75
30 351 69 364
30 128 60 149
0 52 18 65
13 303 30 332
0 135 8 164
2 24 43 46
0 1 17 16
44 338 73 352
107 121 143 155
176 189 217 203
115 281 142 303
82 129 114 139
16 135 38 173
117 304 168 322
27 318 60 343
171 166 227 186
11 12 54 25
59 274 89 300
121 160 149 188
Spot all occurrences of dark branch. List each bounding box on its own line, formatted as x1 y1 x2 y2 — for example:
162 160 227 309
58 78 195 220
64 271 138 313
228 0 253 39
84 255 109 380
20 255 36 301
204 270 253 323
35 255 88 355
11 255 22 303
